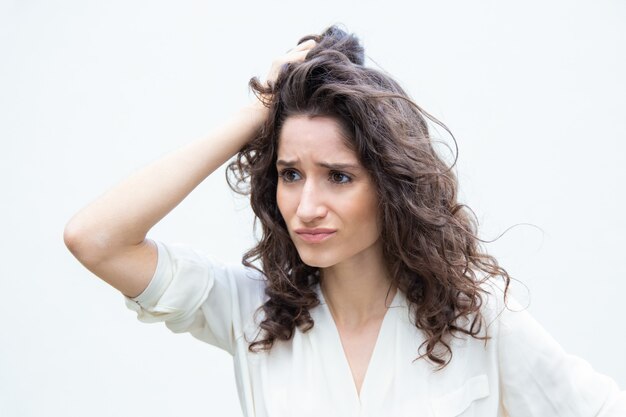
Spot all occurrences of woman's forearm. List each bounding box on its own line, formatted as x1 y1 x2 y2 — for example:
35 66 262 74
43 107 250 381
64 102 268 262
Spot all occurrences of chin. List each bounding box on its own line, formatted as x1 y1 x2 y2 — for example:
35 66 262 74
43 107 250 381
297 250 338 269
299 257 334 269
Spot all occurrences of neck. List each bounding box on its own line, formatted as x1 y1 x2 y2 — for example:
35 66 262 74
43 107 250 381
319 240 396 328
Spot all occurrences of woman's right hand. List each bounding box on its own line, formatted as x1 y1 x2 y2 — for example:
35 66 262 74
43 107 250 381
263 39 317 87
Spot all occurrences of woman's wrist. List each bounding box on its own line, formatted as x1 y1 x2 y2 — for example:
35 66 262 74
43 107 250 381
240 98 270 125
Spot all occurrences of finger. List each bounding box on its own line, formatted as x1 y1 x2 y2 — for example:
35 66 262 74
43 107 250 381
287 39 316 54
284 49 311 64
293 39 317 51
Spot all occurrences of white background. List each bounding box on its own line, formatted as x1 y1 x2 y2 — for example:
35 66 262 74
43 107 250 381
1 1 625 416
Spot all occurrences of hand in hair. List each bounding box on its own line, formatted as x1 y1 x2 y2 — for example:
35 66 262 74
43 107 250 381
257 39 317 102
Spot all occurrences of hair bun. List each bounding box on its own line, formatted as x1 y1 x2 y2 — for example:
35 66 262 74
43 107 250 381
297 25 365 66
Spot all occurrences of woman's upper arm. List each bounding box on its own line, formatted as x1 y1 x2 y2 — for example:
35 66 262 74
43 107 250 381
122 239 266 354
65 231 158 299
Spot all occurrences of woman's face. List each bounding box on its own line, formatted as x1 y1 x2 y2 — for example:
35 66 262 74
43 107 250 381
276 115 381 269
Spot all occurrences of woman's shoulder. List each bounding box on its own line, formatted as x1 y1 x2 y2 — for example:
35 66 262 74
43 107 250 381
476 277 567 358
477 277 527 325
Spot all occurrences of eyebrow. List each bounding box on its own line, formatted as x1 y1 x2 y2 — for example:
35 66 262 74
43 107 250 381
276 159 361 171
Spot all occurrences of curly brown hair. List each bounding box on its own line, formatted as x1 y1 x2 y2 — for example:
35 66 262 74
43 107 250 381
226 25 511 368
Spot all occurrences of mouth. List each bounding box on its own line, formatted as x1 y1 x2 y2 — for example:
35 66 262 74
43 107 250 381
294 229 337 243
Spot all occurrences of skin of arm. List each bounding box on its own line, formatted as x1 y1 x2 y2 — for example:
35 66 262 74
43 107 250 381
63 39 316 299
63 101 268 297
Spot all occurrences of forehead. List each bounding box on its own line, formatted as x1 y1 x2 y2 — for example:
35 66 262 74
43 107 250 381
277 115 356 160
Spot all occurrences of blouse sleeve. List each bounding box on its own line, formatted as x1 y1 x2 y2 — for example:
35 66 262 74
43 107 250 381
494 293 626 416
123 239 267 355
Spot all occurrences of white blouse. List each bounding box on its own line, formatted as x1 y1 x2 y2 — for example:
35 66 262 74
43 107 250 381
124 239 626 417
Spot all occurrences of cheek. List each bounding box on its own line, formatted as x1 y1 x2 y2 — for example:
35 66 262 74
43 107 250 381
276 185 292 219
276 187 285 217
341 189 380 232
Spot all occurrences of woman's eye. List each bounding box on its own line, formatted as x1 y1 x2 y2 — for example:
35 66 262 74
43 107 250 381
330 171 351 184
280 169 301 182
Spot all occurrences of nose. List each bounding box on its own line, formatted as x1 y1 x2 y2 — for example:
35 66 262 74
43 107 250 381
296 180 328 223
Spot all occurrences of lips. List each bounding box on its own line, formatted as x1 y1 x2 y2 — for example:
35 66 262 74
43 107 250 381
294 228 337 243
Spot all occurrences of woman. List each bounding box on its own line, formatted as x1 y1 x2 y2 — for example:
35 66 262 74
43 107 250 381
64 26 625 416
